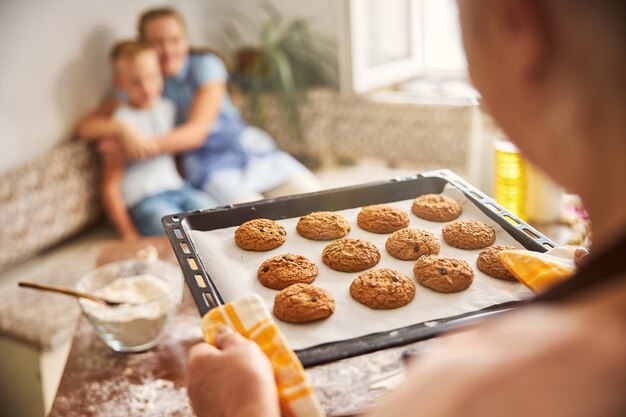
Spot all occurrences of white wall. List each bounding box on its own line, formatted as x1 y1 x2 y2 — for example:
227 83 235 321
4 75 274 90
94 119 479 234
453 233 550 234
0 0 341 173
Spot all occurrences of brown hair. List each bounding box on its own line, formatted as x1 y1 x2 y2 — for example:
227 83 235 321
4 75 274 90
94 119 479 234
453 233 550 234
138 7 187 41
137 7 231 71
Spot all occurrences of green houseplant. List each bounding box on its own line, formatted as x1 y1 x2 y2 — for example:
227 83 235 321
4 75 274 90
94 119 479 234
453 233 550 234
220 3 337 144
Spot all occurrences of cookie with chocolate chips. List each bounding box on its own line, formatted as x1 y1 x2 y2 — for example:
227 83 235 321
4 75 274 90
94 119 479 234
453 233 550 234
477 245 518 281
273 283 335 323
385 228 441 260
322 238 381 272
413 256 474 293
411 194 462 222
257 254 319 290
442 219 496 250
234 219 286 251
296 211 351 240
350 268 416 309
357 205 410 234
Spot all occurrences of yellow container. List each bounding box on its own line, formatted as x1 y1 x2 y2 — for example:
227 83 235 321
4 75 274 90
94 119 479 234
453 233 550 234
494 139 527 221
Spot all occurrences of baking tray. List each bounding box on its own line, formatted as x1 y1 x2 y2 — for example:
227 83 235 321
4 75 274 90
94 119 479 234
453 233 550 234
163 169 556 367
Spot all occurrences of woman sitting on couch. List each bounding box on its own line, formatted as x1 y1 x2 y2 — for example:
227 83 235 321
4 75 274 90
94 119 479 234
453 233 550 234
76 7 321 208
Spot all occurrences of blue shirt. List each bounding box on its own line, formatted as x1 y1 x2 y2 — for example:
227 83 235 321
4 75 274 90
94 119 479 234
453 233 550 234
164 52 249 187
163 53 239 127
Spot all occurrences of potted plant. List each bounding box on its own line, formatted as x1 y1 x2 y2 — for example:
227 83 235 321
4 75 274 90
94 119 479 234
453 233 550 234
219 3 337 145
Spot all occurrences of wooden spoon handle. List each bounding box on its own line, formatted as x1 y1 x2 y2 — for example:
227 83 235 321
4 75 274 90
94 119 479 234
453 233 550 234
18 281 108 305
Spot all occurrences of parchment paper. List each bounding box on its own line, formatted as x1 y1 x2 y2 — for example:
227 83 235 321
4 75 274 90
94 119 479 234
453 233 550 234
190 186 533 350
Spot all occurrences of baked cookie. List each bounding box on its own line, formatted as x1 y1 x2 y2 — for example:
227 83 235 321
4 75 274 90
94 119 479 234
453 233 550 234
411 194 462 222
413 256 474 293
234 219 286 251
273 283 335 323
322 238 381 272
357 205 410 234
477 245 518 281
296 211 351 240
442 219 496 249
385 228 441 260
257 254 319 290
350 268 416 309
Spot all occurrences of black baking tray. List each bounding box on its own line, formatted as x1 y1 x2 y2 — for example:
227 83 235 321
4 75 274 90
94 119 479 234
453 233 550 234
163 169 556 367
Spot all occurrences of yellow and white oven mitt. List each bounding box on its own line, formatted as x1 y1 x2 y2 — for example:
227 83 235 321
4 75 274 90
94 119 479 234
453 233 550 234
498 246 577 292
201 294 325 417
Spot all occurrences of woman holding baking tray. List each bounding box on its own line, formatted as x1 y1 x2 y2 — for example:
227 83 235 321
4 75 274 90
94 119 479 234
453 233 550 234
186 0 626 416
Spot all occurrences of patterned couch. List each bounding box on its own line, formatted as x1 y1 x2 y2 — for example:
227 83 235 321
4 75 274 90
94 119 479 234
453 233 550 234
0 142 102 271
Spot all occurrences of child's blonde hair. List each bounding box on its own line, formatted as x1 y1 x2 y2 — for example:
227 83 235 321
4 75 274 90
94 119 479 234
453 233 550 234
109 39 155 67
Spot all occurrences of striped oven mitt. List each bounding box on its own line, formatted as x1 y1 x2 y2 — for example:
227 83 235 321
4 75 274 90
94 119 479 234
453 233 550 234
498 246 577 292
201 294 325 417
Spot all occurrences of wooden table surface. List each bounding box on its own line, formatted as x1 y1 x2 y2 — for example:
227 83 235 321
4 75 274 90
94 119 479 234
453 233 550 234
48 237 200 417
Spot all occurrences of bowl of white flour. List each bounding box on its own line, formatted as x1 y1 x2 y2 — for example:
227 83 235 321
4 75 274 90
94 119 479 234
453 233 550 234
76 259 183 352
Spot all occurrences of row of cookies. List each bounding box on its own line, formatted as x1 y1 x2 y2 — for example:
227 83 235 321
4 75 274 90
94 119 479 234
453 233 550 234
234 194 465 251
257 244 517 323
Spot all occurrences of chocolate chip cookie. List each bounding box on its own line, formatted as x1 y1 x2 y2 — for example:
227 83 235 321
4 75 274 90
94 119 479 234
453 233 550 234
273 283 335 323
350 268 416 309
411 194 462 222
234 219 286 251
476 245 518 281
296 211 351 240
413 256 474 293
385 228 441 260
357 205 410 234
257 254 319 290
322 238 381 272
442 219 496 249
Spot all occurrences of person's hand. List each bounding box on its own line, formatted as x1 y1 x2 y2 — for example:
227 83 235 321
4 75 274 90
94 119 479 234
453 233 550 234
97 135 125 162
118 124 160 160
574 247 590 267
187 326 280 417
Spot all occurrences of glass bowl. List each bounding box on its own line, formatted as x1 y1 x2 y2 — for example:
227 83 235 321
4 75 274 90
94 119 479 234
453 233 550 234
76 258 183 352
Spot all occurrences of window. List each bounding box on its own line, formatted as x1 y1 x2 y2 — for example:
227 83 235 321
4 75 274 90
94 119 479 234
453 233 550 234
346 0 467 94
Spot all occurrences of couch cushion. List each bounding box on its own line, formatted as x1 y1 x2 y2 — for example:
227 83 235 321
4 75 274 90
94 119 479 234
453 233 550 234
0 142 102 270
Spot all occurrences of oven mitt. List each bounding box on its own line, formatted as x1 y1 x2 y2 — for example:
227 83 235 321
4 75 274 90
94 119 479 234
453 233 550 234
498 246 577 292
201 294 324 417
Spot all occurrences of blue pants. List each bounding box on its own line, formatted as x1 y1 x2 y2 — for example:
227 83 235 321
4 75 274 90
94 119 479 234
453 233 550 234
129 185 218 236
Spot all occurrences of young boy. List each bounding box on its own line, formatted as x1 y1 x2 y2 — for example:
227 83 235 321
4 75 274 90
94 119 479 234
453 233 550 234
101 40 216 237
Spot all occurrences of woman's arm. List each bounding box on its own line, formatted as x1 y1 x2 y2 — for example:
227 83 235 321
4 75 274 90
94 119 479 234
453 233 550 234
76 97 159 159
153 82 226 154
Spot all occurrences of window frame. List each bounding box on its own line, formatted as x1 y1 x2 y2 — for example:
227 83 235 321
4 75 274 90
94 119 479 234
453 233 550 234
346 0 467 94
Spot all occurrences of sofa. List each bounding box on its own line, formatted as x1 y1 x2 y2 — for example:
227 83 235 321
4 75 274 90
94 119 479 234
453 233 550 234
0 88 487 417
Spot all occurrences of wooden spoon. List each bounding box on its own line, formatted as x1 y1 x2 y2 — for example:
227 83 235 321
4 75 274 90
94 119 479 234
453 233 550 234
18 281 130 307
